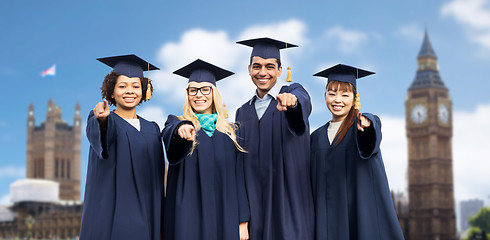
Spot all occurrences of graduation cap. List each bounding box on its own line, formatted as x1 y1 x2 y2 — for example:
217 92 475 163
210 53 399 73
236 37 297 60
173 59 234 86
237 37 297 82
97 54 159 78
97 54 159 100
314 64 375 110
313 64 374 87
174 59 234 118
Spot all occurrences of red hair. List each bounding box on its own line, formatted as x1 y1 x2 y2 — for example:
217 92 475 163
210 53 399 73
326 81 359 145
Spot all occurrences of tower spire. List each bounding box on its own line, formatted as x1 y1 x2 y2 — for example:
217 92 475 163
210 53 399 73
418 28 437 60
409 28 446 90
405 26 456 240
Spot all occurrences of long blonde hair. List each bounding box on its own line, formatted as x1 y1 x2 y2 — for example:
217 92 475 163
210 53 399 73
178 83 246 153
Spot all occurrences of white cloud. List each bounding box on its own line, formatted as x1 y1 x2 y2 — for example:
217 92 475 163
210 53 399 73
325 26 369 54
217 71 258 119
151 29 242 103
0 194 9 205
378 115 408 194
378 104 490 202
138 106 167 130
453 104 490 201
473 31 490 49
309 89 328 116
151 19 309 120
238 19 308 51
395 23 424 40
441 0 490 51
441 0 490 29
157 29 242 71
0 166 24 179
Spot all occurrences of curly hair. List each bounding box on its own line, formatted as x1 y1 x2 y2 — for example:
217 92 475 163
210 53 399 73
100 71 153 106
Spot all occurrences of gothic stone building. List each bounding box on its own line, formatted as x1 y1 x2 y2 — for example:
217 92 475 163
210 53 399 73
397 29 457 240
0 100 83 239
27 99 81 201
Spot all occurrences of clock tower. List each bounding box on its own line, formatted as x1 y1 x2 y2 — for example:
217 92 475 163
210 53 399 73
405 29 456 240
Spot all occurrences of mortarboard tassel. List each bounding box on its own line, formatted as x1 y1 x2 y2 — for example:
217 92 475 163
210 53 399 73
223 104 229 119
286 67 293 82
354 69 361 109
354 93 361 110
146 82 152 100
145 62 152 101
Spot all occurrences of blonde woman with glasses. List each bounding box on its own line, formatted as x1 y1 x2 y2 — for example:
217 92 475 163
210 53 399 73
161 59 250 240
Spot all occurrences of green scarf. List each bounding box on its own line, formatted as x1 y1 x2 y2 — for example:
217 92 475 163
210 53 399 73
195 113 218 137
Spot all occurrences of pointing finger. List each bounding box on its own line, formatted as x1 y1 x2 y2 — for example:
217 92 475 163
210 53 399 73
277 94 285 106
357 112 364 131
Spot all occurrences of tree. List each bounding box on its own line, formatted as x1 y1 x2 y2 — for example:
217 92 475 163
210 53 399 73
466 227 489 240
470 207 490 233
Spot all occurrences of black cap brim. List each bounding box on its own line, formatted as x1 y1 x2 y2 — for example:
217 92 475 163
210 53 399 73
173 59 234 85
97 54 159 78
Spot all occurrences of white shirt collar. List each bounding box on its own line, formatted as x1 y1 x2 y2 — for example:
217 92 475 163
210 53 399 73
249 80 285 105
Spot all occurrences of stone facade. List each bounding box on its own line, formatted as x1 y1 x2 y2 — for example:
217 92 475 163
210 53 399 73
0 201 83 239
402 29 457 240
26 100 81 201
0 100 83 239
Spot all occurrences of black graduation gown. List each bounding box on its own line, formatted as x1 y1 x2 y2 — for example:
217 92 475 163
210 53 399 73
310 113 404 240
235 83 315 240
80 111 164 240
161 115 250 240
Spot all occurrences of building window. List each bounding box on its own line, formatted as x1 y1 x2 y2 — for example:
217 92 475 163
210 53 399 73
33 158 38 178
67 160 71 180
61 159 65 178
55 159 59 178
40 158 44 178
35 158 45 178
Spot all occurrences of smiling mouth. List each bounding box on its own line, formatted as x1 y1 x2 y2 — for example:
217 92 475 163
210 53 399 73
123 97 137 103
332 105 344 111
194 100 207 105
257 78 270 83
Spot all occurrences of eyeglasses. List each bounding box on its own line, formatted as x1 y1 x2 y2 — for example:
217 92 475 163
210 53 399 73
187 86 213 96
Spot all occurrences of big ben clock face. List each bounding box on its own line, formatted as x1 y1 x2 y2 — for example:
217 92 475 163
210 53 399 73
438 104 449 124
411 104 427 124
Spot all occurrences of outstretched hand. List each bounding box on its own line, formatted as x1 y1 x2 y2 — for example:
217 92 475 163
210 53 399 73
178 124 196 142
239 222 249 240
93 100 110 120
357 112 372 131
276 93 297 112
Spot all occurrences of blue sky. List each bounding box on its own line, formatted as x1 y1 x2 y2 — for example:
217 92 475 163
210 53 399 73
1 0 489 219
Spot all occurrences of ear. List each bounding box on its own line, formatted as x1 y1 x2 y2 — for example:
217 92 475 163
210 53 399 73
277 66 283 77
248 65 252 76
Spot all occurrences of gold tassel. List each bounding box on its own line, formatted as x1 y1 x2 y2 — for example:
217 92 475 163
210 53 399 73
145 62 152 101
286 67 293 82
223 104 229 118
145 82 152 101
354 93 361 110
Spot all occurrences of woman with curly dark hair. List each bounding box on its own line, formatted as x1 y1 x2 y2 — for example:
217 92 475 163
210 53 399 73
80 54 165 240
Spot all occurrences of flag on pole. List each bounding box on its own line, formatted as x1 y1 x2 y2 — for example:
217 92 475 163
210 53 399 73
41 64 56 77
